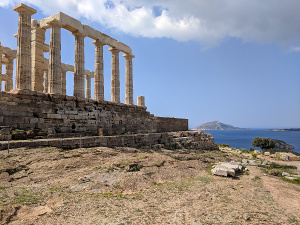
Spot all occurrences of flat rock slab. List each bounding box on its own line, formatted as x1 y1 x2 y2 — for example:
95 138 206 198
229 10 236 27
212 162 243 177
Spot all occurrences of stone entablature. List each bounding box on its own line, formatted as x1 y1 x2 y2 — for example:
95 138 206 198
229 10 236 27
39 12 131 54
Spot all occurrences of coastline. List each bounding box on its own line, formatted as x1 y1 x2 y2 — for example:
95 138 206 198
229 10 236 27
205 129 300 154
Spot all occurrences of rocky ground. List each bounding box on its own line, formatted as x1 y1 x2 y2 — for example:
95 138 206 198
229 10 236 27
0 145 299 224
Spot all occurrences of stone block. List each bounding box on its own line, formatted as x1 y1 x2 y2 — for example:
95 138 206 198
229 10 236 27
211 162 243 177
211 165 235 177
47 114 62 119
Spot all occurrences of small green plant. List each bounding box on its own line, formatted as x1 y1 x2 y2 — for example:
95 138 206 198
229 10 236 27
146 171 155 176
252 176 261 181
282 177 300 185
244 171 250 175
251 152 259 158
207 163 215 175
126 163 143 172
12 189 42 205
107 165 114 173
239 148 249 153
218 143 230 148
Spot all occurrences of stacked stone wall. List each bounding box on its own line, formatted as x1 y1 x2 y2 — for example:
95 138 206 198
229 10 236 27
0 131 218 151
155 117 189 132
0 90 188 136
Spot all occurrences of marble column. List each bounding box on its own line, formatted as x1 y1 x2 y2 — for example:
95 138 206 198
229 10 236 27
137 96 145 107
13 4 36 90
61 69 67 95
44 70 48 93
73 31 85 98
109 48 120 103
123 54 135 105
48 19 62 94
31 20 46 92
92 40 104 101
0 42 2 75
4 56 14 91
86 75 91 99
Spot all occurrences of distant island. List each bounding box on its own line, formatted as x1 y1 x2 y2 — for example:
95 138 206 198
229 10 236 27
193 121 248 130
266 128 300 132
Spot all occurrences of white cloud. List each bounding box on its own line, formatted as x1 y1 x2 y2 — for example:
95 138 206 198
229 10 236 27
2 0 300 47
0 0 12 7
290 47 300 52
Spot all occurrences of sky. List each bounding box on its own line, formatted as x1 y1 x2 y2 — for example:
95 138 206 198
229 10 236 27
0 0 300 129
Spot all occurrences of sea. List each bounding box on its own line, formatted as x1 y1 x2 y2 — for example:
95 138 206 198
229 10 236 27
205 129 300 154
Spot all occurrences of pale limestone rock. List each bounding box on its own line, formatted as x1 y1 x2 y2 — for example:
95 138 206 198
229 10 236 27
212 165 236 177
282 172 290 177
211 162 243 177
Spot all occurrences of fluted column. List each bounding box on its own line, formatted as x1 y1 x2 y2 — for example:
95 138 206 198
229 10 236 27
61 69 67 95
0 42 2 76
44 70 48 93
92 40 104 101
86 76 91 99
109 48 120 103
4 56 14 91
48 19 62 94
31 20 46 92
123 54 135 105
13 4 37 90
73 31 85 98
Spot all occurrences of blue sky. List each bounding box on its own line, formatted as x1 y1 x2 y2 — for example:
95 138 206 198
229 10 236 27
0 0 300 129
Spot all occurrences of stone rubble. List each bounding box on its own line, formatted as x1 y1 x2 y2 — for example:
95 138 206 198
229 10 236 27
211 162 243 177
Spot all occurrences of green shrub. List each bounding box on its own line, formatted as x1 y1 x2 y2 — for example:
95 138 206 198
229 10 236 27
218 143 229 147
251 152 259 158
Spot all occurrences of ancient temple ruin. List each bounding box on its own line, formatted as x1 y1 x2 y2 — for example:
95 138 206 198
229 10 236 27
0 3 188 137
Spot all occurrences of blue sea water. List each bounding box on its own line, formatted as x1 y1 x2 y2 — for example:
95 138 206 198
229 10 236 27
205 129 300 153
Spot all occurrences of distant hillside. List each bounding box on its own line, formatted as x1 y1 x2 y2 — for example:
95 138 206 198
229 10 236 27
193 121 247 130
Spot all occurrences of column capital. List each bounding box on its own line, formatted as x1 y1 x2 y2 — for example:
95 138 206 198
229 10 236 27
123 53 135 59
72 30 86 37
92 39 105 46
47 19 62 27
108 47 120 53
13 3 37 15
4 54 15 60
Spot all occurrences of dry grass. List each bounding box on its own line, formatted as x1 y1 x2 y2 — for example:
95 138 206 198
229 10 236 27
0 146 299 224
